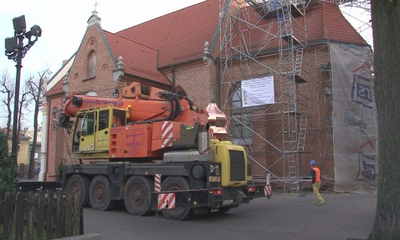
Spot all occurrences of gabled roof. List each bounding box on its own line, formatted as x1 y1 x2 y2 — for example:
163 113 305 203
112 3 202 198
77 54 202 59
46 76 65 97
115 0 219 67
307 2 367 45
103 31 170 85
111 0 366 71
220 1 368 55
46 55 75 97
55 1 367 88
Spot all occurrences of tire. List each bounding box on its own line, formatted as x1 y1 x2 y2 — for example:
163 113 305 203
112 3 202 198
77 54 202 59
161 177 194 220
124 176 154 216
66 174 91 207
89 175 114 211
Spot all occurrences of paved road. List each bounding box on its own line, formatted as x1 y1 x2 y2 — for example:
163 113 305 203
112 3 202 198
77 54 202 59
83 191 377 240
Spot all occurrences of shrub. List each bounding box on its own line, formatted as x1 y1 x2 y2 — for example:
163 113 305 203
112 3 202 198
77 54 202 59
0 131 16 196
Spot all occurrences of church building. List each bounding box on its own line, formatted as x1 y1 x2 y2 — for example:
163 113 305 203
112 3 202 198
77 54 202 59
41 0 377 193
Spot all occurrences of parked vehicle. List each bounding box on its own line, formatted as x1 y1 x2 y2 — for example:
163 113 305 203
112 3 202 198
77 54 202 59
51 82 272 220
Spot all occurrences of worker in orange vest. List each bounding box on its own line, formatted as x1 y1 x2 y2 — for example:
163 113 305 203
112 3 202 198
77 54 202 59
310 160 325 205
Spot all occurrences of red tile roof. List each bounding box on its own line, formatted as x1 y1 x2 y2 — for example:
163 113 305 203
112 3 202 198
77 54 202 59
115 0 220 67
225 1 367 53
104 0 366 81
103 31 170 84
307 2 366 44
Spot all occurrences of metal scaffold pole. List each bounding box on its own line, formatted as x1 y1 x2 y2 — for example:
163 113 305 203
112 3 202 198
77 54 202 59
217 0 310 193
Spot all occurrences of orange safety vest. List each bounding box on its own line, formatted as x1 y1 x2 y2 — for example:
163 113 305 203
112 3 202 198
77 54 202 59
313 167 321 182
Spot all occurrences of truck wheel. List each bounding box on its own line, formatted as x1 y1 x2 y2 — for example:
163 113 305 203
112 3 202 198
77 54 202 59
66 174 90 207
161 177 194 220
89 175 114 211
124 176 153 216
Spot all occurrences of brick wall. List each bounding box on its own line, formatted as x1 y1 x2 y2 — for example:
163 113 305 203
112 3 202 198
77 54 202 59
217 45 334 181
163 45 335 182
67 26 120 97
162 61 217 109
47 24 335 185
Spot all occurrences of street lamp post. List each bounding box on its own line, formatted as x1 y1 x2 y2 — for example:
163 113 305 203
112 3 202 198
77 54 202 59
4 15 41 164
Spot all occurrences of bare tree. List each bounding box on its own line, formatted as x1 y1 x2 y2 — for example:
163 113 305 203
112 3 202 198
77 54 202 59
0 71 15 139
26 70 49 179
17 78 33 140
369 0 400 239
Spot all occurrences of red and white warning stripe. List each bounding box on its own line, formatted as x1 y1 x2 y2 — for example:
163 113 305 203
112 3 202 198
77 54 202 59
158 193 176 210
161 122 174 148
154 174 161 193
264 185 272 196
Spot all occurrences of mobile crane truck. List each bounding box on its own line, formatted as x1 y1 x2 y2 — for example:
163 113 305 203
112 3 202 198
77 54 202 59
54 82 271 220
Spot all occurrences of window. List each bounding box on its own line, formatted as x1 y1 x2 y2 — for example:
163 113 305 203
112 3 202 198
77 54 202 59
112 109 126 127
88 51 96 78
72 116 84 151
174 85 187 97
98 110 109 131
82 111 95 135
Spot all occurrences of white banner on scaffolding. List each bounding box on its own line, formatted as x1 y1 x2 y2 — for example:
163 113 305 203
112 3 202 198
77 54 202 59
241 76 275 107
330 43 378 194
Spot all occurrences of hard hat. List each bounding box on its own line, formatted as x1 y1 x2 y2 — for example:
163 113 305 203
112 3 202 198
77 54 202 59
310 160 316 165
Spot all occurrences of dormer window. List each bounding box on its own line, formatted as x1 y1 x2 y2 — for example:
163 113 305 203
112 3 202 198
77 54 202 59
88 51 97 78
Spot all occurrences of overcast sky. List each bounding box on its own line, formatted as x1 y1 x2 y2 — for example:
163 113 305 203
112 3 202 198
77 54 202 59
340 5 372 46
0 1 371 128
0 0 205 79
0 0 204 128
0 1 372 78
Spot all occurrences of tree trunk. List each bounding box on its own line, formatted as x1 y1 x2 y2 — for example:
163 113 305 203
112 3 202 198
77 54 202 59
369 0 400 239
6 99 12 140
28 78 43 179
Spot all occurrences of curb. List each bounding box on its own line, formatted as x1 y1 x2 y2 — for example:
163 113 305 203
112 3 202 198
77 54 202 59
53 233 102 240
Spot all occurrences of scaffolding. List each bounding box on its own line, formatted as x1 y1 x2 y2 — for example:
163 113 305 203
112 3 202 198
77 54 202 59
215 0 372 193
217 0 310 193
313 43 334 176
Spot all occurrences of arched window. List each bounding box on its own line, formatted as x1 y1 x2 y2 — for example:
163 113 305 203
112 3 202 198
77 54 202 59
88 51 96 78
86 91 98 96
174 86 187 97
